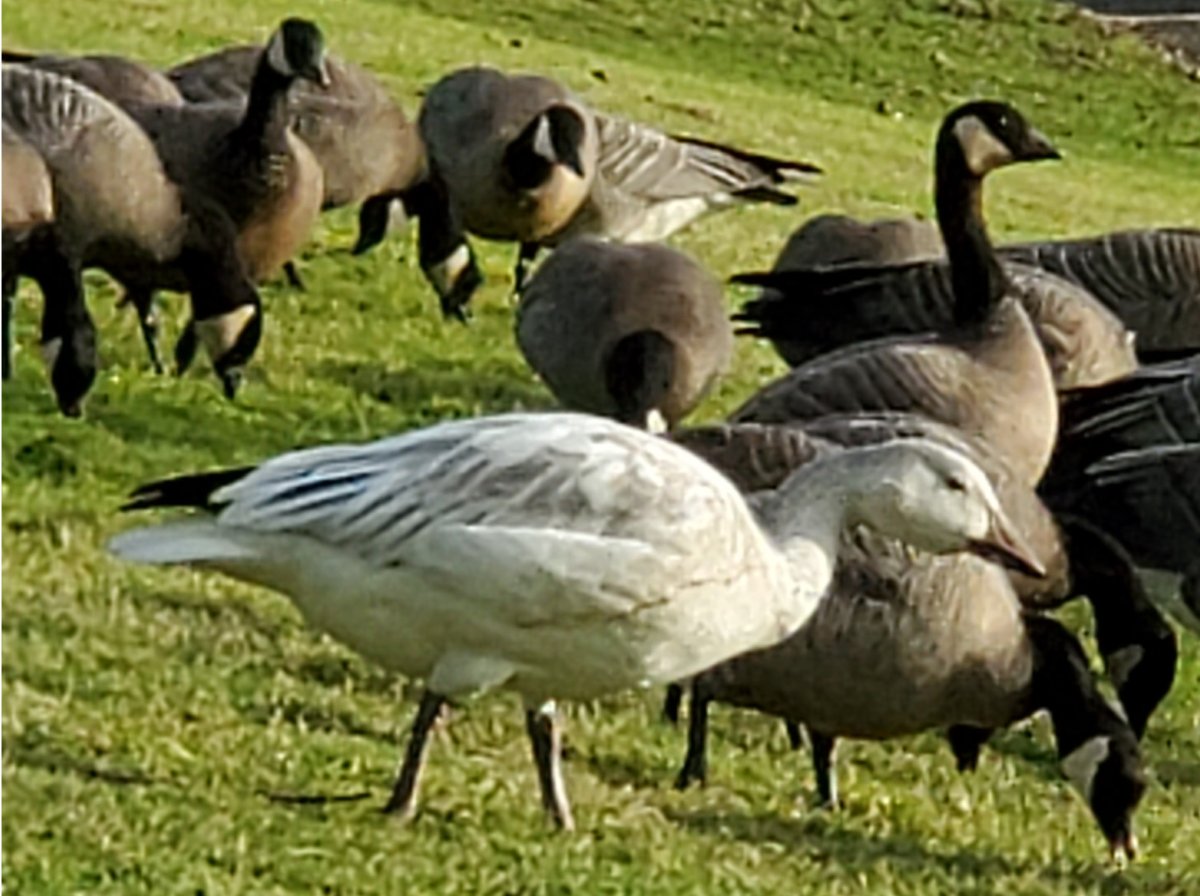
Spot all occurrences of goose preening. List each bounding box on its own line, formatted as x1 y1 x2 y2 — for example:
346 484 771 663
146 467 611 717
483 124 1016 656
168 46 426 256
730 101 1062 485
1 64 261 413
999 228 1200 360
123 18 328 378
106 411 1039 828
515 238 733 430
666 421 1145 862
416 65 818 318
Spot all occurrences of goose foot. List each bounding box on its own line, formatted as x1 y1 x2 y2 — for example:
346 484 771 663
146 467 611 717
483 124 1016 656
525 701 574 831
383 690 447 821
785 720 805 751
947 725 991 772
674 683 709 790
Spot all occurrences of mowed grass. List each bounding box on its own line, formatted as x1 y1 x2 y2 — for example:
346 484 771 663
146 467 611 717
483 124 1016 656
3 0 1200 892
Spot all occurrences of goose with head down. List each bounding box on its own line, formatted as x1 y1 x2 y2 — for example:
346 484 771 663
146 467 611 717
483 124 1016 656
732 101 1063 486
108 411 1034 829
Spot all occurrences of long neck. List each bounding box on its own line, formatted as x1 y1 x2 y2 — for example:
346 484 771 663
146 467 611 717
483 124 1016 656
934 137 1008 327
236 53 294 147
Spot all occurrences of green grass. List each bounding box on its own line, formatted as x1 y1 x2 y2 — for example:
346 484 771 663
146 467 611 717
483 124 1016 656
4 0 1200 892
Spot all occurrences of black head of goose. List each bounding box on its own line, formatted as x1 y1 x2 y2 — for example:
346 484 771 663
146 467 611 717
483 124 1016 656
731 101 1063 485
515 238 733 431
666 420 1144 861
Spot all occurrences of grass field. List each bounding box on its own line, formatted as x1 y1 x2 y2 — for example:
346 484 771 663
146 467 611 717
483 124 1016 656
4 0 1200 892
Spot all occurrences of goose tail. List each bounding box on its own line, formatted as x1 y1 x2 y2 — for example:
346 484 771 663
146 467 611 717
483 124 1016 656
108 521 257 567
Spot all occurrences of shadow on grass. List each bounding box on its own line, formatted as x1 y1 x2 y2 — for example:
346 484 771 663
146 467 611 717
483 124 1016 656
310 357 552 416
583 749 675 792
5 731 159 788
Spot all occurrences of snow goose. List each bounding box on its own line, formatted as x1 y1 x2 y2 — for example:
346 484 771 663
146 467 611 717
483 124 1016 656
107 411 1038 829
515 238 733 431
731 101 1063 485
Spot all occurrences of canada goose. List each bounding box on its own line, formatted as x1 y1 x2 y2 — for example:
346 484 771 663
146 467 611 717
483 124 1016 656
667 422 1144 861
417 66 818 317
737 241 1137 389
107 411 1036 828
2 123 54 379
2 65 261 412
2 49 184 106
731 101 1062 485
167 46 426 256
748 212 945 269
1000 228 1200 360
124 19 328 373
515 238 733 430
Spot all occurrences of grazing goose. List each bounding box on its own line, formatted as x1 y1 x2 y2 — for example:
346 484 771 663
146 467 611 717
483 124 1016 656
737 240 1137 389
125 18 328 375
515 238 733 430
2 65 261 412
168 46 426 256
107 411 1036 829
999 228 1200 360
667 421 1145 862
2 49 184 106
2 123 54 379
417 66 818 317
731 101 1062 485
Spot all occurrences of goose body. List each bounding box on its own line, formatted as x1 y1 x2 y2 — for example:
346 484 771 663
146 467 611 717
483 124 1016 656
4 50 184 106
1000 228 1200 357
109 411 1029 827
733 102 1063 485
516 238 733 429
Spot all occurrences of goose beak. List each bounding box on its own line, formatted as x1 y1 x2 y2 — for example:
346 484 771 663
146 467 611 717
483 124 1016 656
1021 126 1061 162
970 511 1047 579
309 58 332 88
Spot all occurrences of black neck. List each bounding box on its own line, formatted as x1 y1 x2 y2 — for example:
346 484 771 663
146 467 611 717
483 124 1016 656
235 53 294 147
606 330 676 429
934 135 1008 327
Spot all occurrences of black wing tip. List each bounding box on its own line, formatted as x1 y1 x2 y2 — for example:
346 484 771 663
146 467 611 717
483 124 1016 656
120 466 256 513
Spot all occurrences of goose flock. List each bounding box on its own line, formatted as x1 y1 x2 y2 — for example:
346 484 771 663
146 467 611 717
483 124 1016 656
4 15 1199 866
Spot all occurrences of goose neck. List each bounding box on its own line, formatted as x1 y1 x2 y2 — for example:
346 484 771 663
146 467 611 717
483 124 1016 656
934 148 1008 327
237 55 293 145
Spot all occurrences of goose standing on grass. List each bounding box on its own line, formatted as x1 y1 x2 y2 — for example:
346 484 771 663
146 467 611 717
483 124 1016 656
122 18 328 377
736 214 1138 389
107 412 1038 829
731 101 1062 485
666 421 1146 862
1 65 261 413
168 46 426 257
516 238 733 431
416 65 819 318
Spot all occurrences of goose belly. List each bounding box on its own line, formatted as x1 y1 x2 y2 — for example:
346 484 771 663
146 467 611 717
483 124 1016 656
235 134 324 282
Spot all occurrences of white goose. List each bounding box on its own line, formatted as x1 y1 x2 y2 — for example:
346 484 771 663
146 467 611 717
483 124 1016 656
108 412 1042 828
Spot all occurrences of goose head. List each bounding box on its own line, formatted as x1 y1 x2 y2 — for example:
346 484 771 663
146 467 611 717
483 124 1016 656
265 18 330 87
504 104 589 190
941 100 1060 179
850 439 1046 577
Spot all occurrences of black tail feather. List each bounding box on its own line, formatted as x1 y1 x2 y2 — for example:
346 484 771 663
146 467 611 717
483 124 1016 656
123 466 256 512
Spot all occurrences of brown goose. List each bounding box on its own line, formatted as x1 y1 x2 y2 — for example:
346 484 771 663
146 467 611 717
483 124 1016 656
168 46 426 256
731 101 1062 485
2 49 184 106
736 215 1136 389
2 65 261 412
1000 228 1200 360
515 238 733 430
2 123 53 379
667 420 1147 862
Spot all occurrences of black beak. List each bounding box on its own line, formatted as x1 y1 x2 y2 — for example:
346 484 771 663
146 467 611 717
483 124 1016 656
1020 126 1061 162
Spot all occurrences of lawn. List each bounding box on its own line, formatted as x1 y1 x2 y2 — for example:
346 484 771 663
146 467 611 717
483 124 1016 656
3 0 1199 892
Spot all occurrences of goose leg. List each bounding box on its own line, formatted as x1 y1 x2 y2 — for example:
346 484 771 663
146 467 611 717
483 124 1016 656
122 288 164 374
662 683 684 724
809 731 838 809
2 280 14 380
283 261 306 292
525 700 574 830
173 319 199 376
946 725 992 772
383 690 447 820
785 721 805 750
674 680 710 790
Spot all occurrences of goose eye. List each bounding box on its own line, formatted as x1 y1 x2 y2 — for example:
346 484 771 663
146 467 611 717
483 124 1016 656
946 476 968 493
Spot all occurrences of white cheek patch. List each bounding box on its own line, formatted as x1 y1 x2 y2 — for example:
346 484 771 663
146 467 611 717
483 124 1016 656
428 244 472 298
645 409 668 435
531 113 555 161
195 305 258 362
40 337 62 371
953 115 1014 176
265 31 292 76
1105 645 1144 690
1062 735 1111 802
